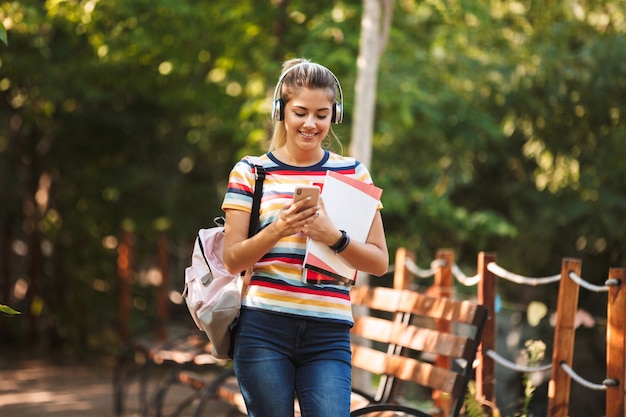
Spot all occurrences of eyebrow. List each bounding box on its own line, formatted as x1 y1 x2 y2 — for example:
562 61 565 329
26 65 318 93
293 105 331 111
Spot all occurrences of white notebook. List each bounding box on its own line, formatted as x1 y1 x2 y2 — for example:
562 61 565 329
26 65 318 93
302 170 383 285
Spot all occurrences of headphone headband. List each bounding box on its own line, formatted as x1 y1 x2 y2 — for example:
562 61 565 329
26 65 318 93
271 62 344 124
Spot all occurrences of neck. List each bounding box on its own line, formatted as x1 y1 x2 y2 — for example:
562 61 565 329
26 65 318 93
274 147 324 167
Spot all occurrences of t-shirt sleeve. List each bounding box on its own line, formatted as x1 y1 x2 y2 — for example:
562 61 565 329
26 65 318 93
221 158 256 213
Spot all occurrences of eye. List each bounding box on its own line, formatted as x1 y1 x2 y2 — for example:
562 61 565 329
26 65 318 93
295 112 306 117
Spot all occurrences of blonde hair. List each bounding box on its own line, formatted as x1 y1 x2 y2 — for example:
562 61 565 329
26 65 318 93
268 58 343 153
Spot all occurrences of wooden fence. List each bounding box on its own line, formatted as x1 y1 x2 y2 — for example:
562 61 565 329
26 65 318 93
392 248 626 417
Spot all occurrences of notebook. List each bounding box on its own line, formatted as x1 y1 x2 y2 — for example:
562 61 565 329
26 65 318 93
302 170 383 285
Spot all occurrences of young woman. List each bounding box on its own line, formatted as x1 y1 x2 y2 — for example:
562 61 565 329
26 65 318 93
222 58 388 417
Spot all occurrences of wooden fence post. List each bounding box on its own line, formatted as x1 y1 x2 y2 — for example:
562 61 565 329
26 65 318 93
434 249 454 299
433 249 455 416
547 258 581 417
117 231 135 342
476 251 497 412
606 267 626 417
393 247 414 290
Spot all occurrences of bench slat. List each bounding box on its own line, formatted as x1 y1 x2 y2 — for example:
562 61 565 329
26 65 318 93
386 354 464 396
391 324 474 359
350 286 405 313
351 344 391 375
400 291 482 325
352 316 396 344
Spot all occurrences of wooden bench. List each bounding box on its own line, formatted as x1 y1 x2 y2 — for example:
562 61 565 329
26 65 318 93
349 285 488 417
112 327 227 416
148 286 488 417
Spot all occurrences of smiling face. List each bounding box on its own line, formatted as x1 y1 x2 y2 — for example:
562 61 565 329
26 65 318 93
282 87 334 154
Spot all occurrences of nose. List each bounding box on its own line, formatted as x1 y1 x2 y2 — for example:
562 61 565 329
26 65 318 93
304 114 316 127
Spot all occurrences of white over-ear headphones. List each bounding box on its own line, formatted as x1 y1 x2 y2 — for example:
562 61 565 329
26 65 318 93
271 62 344 124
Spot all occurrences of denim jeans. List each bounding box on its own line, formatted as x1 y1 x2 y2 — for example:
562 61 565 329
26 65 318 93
233 308 352 417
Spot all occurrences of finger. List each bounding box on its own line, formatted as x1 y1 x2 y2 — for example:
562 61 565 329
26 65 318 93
292 196 315 212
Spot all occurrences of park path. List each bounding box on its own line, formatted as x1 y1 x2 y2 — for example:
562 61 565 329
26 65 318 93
0 351 243 417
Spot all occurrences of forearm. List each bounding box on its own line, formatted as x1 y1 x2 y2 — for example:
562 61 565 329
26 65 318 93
223 222 281 275
335 240 389 277
223 202 317 275
319 212 389 277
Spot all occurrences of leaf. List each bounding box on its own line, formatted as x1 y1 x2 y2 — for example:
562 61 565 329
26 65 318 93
0 305 21 315
0 21 6 46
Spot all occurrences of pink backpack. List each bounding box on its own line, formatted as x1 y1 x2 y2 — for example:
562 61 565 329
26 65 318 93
182 160 265 359
183 220 243 359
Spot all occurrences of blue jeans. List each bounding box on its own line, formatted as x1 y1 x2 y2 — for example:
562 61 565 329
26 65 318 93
233 308 352 417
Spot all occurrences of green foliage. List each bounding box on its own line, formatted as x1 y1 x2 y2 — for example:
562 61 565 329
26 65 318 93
0 21 6 45
515 340 547 417
464 381 490 417
0 1 625 373
374 0 626 297
0 305 20 315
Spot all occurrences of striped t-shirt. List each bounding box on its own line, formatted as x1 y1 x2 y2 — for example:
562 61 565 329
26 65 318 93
221 150 379 326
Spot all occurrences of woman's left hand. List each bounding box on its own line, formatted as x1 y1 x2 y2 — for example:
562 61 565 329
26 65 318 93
302 199 339 246
303 198 389 276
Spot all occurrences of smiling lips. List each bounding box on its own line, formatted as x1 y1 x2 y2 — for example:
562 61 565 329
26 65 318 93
300 131 317 139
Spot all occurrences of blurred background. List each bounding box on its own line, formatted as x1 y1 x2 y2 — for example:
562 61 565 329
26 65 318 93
1 1 625 416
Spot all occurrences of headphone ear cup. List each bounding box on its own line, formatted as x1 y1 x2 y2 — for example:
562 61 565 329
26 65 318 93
332 103 343 124
273 98 284 121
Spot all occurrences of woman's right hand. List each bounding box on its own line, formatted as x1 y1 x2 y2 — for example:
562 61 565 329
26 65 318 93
271 198 320 238
223 197 319 274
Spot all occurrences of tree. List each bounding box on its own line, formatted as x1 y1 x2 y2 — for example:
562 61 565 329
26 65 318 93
0 0 366 352
350 0 392 167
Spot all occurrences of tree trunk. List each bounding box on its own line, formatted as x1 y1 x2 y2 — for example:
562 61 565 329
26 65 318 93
350 0 392 167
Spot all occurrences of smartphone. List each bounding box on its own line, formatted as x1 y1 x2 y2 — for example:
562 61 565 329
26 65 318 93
293 186 320 211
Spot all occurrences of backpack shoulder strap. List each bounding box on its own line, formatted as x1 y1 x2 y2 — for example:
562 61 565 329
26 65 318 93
248 159 265 238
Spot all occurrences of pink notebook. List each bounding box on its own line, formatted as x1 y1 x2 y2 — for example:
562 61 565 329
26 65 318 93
302 171 383 285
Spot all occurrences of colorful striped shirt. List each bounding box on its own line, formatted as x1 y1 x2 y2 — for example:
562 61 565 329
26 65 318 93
221 150 380 326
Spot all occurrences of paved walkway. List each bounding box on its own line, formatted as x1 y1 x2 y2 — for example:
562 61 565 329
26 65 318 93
0 352 244 417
